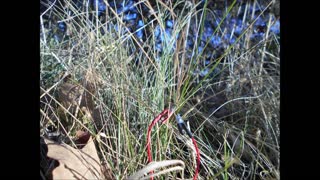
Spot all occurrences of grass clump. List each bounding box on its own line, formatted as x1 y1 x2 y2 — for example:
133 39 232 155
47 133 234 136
40 0 279 179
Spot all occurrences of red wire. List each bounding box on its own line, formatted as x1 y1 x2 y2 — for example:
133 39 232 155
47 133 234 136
192 137 200 180
147 109 170 180
147 122 154 180
146 109 200 180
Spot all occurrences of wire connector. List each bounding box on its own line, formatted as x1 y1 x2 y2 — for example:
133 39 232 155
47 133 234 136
175 114 193 138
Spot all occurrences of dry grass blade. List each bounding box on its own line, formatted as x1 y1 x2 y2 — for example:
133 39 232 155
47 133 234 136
127 160 185 180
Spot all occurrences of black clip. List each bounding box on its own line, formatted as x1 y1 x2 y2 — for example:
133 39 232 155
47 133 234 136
176 114 193 138
45 125 60 141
